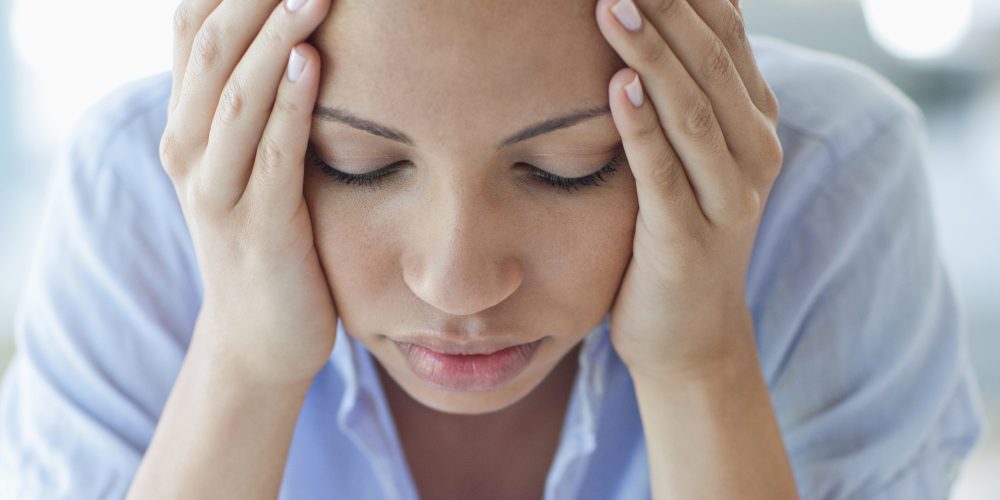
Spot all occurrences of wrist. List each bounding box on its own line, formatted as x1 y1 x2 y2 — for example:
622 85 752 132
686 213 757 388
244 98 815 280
627 323 797 500
186 323 318 396
624 309 759 384
629 337 762 397
128 327 312 500
189 307 331 390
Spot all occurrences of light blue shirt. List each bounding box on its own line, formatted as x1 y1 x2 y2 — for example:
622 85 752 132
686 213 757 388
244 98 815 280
0 35 987 499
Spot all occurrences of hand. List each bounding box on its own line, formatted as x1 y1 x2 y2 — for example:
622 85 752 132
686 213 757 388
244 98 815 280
160 0 336 386
595 0 784 379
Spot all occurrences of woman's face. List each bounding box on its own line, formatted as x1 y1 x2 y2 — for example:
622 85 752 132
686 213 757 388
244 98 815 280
302 0 637 415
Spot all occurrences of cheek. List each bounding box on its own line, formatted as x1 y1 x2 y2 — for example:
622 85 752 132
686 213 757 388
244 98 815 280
303 177 403 318
537 185 638 310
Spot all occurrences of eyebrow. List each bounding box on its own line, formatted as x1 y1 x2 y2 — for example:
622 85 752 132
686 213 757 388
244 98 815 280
312 104 611 150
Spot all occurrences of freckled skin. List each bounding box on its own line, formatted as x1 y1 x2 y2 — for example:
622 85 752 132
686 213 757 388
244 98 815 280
301 0 637 420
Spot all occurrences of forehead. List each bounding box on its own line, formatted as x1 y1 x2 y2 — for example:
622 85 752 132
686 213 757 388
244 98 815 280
307 0 624 146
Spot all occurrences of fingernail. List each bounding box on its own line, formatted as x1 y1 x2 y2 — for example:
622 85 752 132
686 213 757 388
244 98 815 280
285 0 307 13
288 46 306 82
611 0 642 31
625 73 644 108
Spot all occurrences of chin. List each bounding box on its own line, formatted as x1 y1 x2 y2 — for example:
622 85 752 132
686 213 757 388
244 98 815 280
401 370 544 415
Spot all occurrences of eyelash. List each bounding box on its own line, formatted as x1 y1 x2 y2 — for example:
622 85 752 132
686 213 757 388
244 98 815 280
306 146 626 192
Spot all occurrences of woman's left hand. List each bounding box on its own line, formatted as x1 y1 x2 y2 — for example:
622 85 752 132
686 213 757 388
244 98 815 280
596 0 784 380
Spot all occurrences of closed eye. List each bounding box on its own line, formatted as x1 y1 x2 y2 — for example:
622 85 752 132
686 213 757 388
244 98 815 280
306 145 625 192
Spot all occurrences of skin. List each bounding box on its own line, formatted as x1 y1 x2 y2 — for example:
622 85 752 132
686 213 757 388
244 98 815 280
127 0 799 497
302 0 637 418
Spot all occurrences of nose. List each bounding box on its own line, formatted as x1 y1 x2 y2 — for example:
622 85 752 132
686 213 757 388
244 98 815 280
402 181 524 316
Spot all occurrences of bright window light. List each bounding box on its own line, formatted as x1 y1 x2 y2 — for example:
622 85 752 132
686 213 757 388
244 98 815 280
861 0 974 60
10 0 176 146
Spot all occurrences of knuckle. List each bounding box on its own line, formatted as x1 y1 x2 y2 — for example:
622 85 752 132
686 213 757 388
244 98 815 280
639 35 670 67
760 86 781 121
159 130 187 178
724 10 749 52
633 113 662 141
172 4 194 37
681 94 716 140
191 22 221 70
647 149 686 193
258 21 286 49
762 135 785 178
652 0 681 18
218 77 247 125
762 127 784 162
701 39 733 85
272 97 303 119
256 138 286 178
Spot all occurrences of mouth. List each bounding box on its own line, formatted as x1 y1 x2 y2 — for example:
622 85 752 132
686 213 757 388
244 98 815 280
393 338 544 392
393 336 538 355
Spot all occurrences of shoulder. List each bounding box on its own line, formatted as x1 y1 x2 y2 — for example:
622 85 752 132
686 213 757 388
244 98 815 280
49 70 187 256
63 71 173 187
749 34 922 156
26 69 199 316
744 37 942 331
73 70 172 145
743 44 984 497
746 36 931 248
38 70 201 302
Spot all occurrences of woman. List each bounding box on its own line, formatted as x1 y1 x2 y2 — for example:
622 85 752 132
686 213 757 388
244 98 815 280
0 0 985 498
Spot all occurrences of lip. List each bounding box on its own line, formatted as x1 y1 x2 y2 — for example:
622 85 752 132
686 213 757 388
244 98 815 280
394 335 534 355
393 338 543 392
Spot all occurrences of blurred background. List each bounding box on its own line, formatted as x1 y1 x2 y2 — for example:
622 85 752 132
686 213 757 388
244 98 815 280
1 0 997 496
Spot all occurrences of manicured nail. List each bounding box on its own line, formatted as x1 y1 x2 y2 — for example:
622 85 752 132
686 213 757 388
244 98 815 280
611 0 642 31
288 46 306 82
625 74 644 108
285 0 307 13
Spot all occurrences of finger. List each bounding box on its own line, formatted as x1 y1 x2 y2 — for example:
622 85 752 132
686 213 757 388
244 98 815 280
596 0 744 222
677 0 780 123
200 0 330 209
681 1 784 192
627 0 772 163
171 0 285 155
609 69 707 233
241 43 319 218
169 0 224 115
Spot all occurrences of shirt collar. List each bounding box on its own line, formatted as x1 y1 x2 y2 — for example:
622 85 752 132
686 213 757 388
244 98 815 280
570 313 613 439
543 315 613 499
330 315 613 431
329 315 615 497
330 321 415 499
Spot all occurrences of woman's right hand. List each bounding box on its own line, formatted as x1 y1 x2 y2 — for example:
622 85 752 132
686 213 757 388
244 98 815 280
159 0 337 386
